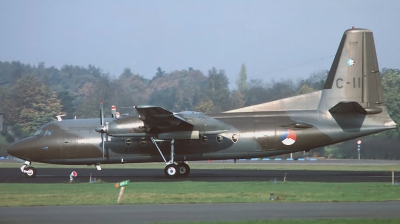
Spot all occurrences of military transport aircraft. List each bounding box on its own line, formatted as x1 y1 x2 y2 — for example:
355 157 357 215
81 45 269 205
7 28 397 178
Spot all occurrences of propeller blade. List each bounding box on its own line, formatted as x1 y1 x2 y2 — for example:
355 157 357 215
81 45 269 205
100 100 104 126
101 133 105 158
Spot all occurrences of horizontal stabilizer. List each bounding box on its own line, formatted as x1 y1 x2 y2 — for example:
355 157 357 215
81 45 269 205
329 102 382 115
225 91 321 113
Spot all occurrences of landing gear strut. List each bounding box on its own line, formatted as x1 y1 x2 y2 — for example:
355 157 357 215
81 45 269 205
20 161 37 178
151 137 191 178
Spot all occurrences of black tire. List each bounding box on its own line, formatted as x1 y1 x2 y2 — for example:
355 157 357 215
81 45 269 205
24 166 37 178
177 163 190 177
164 164 178 178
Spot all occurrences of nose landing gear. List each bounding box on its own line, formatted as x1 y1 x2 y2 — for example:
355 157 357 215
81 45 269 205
20 161 37 178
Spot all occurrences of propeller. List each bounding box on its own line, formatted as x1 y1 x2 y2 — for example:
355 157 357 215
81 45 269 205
95 101 118 158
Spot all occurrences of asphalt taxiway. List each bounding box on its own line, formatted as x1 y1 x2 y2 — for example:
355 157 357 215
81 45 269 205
1 202 400 223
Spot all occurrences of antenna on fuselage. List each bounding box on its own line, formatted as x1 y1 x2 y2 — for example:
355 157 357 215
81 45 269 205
111 105 116 118
55 115 65 121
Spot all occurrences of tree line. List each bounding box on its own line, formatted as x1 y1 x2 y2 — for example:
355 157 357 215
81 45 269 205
0 61 399 159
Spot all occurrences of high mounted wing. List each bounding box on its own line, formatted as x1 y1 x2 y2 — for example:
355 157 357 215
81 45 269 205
103 105 229 138
135 105 193 131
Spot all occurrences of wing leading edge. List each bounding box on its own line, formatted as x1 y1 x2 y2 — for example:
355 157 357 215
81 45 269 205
135 105 193 130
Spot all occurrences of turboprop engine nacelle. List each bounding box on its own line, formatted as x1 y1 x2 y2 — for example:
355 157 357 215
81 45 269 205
98 116 147 137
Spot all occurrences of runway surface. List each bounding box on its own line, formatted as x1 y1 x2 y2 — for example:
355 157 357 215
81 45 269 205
1 166 399 183
1 202 400 223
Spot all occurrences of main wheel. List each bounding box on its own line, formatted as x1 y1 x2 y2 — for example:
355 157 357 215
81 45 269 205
177 163 190 177
24 166 37 178
164 164 178 178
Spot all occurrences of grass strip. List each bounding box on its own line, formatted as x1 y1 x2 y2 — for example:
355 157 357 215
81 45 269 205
1 181 399 207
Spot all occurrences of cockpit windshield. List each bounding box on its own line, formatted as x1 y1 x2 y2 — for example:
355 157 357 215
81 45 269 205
33 129 53 137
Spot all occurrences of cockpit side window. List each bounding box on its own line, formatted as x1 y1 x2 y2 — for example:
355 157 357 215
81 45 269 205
43 130 54 136
33 129 44 136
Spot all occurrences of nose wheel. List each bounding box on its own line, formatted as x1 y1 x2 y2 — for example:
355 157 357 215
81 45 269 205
20 161 37 178
23 166 37 178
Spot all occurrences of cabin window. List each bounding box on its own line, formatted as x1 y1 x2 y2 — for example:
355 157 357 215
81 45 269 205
201 135 208 144
216 135 223 143
231 134 239 143
125 138 132 147
140 137 147 146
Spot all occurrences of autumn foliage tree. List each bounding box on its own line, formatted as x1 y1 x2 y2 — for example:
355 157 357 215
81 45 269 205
8 74 61 136
381 68 400 135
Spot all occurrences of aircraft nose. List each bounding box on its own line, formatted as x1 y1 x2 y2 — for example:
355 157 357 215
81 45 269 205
7 141 27 159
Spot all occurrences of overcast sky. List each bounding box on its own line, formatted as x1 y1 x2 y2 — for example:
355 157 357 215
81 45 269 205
1 0 399 88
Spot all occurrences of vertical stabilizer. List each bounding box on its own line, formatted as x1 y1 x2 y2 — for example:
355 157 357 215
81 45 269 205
319 28 384 114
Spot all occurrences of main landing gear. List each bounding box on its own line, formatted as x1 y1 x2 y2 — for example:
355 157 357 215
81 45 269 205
20 161 37 178
151 137 190 178
164 162 190 177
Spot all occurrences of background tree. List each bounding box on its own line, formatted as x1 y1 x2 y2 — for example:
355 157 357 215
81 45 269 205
232 64 248 109
236 64 248 94
297 70 328 90
148 69 207 111
194 99 214 113
381 68 400 136
245 79 270 106
230 90 245 109
152 67 165 81
8 74 61 137
57 91 77 119
206 68 230 112
0 86 10 117
297 84 315 95
271 79 297 100
112 71 150 115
